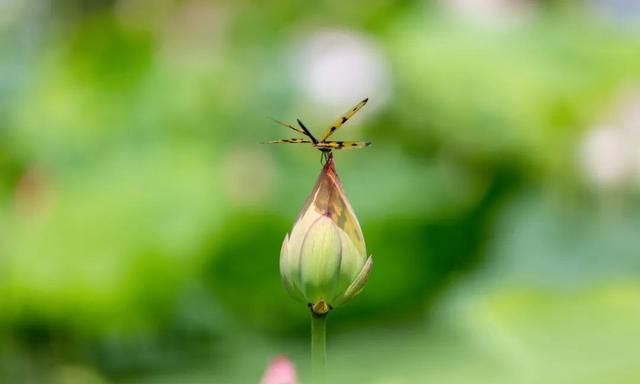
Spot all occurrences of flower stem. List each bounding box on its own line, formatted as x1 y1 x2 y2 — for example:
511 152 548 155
310 310 327 383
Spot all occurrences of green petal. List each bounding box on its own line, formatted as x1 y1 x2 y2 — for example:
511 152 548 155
333 255 373 306
332 228 366 302
287 206 323 267
279 234 305 302
299 216 342 304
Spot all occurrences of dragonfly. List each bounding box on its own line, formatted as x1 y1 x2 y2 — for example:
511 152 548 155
264 98 372 163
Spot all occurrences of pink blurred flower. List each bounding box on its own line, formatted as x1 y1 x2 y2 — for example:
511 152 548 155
260 356 298 384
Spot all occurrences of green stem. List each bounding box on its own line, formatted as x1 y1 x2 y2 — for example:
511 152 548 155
311 310 327 384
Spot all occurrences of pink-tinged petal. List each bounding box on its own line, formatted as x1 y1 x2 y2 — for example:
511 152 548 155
298 156 366 256
260 356 298 384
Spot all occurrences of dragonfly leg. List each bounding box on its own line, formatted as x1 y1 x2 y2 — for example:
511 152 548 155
320 151 333 165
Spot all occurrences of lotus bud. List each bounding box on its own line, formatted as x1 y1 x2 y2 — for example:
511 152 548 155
280 156 372 315
260 356 298 384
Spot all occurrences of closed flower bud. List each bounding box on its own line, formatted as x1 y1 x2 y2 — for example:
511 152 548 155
280 157 372 315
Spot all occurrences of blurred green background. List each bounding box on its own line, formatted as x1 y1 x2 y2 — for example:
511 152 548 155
2 0 640 383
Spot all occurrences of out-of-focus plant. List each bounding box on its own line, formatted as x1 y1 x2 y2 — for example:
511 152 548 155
260 355 298 384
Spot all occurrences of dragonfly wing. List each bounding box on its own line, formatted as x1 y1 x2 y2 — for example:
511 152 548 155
263 138 311 144
271 119 306 135
318 141 372 150
320 98 368 141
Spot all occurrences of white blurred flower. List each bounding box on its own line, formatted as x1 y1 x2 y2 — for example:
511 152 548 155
292 29 391 112
581 125 631 187
580 89 640 189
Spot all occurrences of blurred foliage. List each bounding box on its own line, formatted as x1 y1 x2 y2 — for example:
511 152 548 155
1 0 640 383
